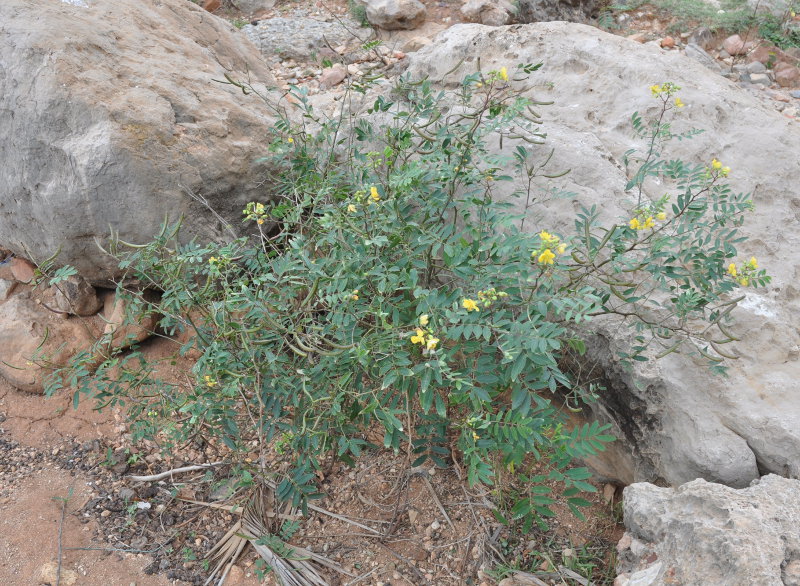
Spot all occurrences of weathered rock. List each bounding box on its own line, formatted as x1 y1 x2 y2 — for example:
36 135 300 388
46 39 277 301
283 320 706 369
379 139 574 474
684 42 722 72
461 0 516 26
202 0 221 12
319 64 348 90
722 34 753 56
617 475 800 585
775 63 800 87
687 26 713 50
100 290 159 349
0 289 99 393
1 0 277 284
243 17 364 61
517 0 600 23
42 274 103 316
232 0 276 13
0 279 16 301
0 286 158 393
408 23 800 487
356 0 427 30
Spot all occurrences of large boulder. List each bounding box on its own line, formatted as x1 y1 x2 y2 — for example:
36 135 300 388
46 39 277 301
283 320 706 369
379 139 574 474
242 16 365 62
517 0 601 23
407 23 800 487
355 0 427 31
617 475 800 585
0 0 277 284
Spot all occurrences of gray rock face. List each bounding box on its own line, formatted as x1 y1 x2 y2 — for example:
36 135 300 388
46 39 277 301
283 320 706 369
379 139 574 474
357 0 427 30
617 475 800 585
461 0 517 26
0 0 278 283
408 23 800 487
517 0 600 23
232 0 276 14
242 16 365 61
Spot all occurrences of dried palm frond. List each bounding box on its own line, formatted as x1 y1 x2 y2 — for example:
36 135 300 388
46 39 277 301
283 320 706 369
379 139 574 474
203 483 353 586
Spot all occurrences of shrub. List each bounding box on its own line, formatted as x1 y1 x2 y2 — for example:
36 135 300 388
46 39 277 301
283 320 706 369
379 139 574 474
45 65 767 527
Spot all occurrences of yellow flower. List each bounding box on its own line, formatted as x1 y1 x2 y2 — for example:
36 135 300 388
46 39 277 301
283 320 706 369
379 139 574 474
419 314 429 326
537 248 556 265
426 337 440 351
712 158 722 170
748 257 758 269
347 204 357 213
674 97 684 108
472 431 480 441
370 186 380 202
255 202 265 213
643 216 655 229
650 84 662 96
476 82 483 88
287 137 294 143
204 375 217 387
629 217 641 230
462 298 479 312
739 277 749 287
257 218 264 225
721 166 731 177
727 263 737 277
410 328 425 345
209 256 217 263
657 212 667 221
557 243 567 255
499 66 508 81
539 230 554 242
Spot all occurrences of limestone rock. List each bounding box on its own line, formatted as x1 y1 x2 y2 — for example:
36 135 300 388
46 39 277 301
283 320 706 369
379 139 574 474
0 289 100 393
775 63 800 87
461 0 516 26
617 475 800 585
517 0 600 23
684 42 721 72
0 0 277 284
356 0 427 30
42 275 103 316
232 0 276 14
722 34 753 56
243 17 363 61
408 23 800 487
319 64 348 90
100 290 160 349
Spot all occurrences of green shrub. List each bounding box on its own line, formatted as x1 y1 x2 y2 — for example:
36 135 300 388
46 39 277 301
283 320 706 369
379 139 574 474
45 68 766 527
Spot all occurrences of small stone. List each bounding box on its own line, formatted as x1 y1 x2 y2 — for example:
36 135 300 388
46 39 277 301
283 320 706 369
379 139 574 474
101 509 112 517
746 61 767 74
318 64 347 90
790 90 800 98
9 258 35 283
39 562 78 586
627 33 647 43
722 34 752 56
430 520 441 531
784 559 800 586
775 64 800 88
660 36 675 49
202 0 221 12
119 487 136 501
603 483 617 504
749 73 772 86
617 532 633 552
688 27 712 49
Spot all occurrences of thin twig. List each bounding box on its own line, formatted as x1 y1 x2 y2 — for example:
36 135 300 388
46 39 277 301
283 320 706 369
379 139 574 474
126 462 223 482
54 490 71 586
421 475 454 532
344 565 383 586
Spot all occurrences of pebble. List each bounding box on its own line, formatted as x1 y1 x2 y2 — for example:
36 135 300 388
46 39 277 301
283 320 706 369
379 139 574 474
791 90 800 99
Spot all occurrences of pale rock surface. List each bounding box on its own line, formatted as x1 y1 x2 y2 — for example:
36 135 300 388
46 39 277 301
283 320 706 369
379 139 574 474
617 475 800 585
355 0 427 30
42 274 103 316
232 0 276 14
243 16 364 61
517 0 599 23
408 23 800 487
1 0 277 283
461 0 517 26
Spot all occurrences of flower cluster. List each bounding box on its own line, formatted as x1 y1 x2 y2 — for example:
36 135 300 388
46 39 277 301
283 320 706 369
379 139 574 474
243 201 269 225
203 375 217 388
650 82 684 109
710 158 731 177
532 230 567 265
462 298 480 312
476 288 508 308
346 186 382 213
727 257 758 287
629 206 667 231
410 315 439 351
